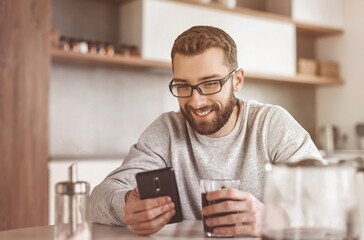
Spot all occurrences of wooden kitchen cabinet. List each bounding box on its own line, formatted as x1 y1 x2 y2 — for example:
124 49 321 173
51 0 344 86
291 0 343 29
0 0 50 230
120 0 296 77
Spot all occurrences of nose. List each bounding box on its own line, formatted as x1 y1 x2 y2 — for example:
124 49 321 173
188 88 208 109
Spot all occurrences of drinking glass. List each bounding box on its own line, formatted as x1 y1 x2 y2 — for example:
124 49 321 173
200 179 240 237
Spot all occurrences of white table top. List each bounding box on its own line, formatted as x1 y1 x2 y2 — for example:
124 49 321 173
0 220 259 240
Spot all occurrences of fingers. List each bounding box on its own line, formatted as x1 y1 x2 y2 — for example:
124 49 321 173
202 200 256 216
131 209 176 235
125 202 175 224
124 196 171 214
205 212 255 227
130 188 141 200
123 194 175 235
125 188 141 203
201 190 264 237
206 188 254 202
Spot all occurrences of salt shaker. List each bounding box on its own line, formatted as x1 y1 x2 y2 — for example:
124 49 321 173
358 164 364 240
55 163 91 240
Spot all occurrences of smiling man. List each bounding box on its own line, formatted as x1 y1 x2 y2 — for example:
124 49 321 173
91 26 322 237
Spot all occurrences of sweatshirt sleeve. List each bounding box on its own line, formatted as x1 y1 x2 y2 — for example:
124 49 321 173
90 114 171 225
266 106 322 164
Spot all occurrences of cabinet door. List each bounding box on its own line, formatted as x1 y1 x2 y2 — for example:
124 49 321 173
121 0 296 76
292 0 343 28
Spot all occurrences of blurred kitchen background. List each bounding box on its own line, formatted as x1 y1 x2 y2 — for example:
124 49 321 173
1 0 364 231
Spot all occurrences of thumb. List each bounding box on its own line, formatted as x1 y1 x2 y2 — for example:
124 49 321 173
129 187 141 201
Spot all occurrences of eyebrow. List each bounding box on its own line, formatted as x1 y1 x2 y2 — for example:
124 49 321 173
172 74 223 84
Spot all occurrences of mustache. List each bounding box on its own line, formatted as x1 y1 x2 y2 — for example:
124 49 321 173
185 103 219 112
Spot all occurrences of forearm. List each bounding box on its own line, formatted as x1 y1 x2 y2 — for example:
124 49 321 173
90 182 130 225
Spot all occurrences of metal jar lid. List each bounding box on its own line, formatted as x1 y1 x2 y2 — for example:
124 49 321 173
56 181 90 195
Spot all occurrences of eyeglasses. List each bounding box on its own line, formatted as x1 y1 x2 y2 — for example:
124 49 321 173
169 68 237 98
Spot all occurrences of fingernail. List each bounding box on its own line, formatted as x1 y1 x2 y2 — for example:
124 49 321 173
170 209 176 215
165 197 171 202
201 208 207 215
169 202 175 209
205 219 211 226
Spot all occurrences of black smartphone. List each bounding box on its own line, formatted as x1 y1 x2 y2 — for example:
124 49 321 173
135 167 183 224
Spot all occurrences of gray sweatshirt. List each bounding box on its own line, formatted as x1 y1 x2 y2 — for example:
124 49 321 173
90 100 322 225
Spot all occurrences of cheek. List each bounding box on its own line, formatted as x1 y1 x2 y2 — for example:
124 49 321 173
216 86 232 104
178 99 187 109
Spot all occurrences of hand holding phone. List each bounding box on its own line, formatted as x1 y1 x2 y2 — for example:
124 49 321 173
123 167 183 235
135 167 183 224
123 187 176 235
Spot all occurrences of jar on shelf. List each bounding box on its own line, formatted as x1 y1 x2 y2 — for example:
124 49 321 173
59 36 70 51
118 44 130 57
105 43 115 56
130 45 140 57
78 39 88 54
69 38 80 52
96 42 106 55
87 41 97 54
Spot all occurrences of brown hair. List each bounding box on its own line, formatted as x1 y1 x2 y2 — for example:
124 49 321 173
171 25 238 71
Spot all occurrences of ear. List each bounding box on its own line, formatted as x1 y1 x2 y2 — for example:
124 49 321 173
233 69 244 92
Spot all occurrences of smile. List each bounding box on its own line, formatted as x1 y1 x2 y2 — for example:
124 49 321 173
193 109 213 118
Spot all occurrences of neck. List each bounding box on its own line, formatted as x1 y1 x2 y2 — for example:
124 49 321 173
208 102 240 138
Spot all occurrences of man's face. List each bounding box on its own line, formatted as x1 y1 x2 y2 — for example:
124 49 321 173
172 48 237 136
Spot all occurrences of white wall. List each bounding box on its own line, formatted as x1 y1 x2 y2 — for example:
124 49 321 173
50 64 176 156
316 0 364 149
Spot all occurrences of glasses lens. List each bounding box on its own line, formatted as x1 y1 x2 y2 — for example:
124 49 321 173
199 81 221 95
172 85 191 97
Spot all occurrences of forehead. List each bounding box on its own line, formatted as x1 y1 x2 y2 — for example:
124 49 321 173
172 48 229 82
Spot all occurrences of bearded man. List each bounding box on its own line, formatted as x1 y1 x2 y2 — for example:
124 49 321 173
90 25 322 237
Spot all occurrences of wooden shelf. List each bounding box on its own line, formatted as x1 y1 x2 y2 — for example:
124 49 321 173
245 72 343 86
51 49 343 86
51 48 171 69
295 21 343 36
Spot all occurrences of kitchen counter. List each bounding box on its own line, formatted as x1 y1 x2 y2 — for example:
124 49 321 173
0 220 258 240
319 149 364 163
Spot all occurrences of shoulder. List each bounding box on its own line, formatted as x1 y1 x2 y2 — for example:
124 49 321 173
141 111 187 138
243 99 285 121
159 111 186 129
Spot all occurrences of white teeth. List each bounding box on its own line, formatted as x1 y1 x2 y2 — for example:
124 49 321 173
195 110 211 117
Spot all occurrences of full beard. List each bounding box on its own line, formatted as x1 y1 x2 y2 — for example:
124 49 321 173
180 93 238 136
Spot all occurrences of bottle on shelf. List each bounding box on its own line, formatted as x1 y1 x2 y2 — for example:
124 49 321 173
69 38 80 52
96 41 106 55
78 39 89 54
59 36 70 51
105 43 115 56
87 40 97 54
